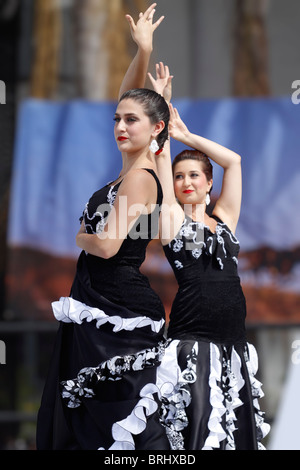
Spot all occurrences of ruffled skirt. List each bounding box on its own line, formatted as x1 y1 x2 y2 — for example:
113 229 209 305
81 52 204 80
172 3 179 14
36 251 171 450
37 297 270 450
36 254 269 450
36 294 171 450
158 338 270 450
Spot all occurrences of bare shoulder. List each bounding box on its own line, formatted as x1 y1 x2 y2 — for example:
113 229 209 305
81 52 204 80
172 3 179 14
118 168 157 203
123 168 157 186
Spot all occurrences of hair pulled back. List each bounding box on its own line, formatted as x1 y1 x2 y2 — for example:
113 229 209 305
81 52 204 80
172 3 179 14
119 88 169 150
172 149 213 193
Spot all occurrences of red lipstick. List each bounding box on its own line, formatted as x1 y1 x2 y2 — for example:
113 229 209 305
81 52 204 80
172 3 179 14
183 190 194 194
118 136 128 141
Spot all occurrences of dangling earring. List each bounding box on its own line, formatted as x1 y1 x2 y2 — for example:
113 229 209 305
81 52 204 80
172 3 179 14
205 193 210 206
149 139 159 154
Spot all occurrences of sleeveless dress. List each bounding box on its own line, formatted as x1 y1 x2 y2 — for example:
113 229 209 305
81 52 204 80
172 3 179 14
159 214 270 450
36 169 171 450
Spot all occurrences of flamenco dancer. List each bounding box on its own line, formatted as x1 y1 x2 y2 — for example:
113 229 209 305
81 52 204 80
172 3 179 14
36 4 172 450
150 63 271 450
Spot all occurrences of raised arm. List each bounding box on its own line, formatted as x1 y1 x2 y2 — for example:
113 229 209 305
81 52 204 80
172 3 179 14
148 63 184 243
168 104 242 233
150 63 175 208
118 3 164 99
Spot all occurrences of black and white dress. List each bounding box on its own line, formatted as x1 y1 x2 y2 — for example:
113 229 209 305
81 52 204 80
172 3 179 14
36 169 171 450
160 214 270 450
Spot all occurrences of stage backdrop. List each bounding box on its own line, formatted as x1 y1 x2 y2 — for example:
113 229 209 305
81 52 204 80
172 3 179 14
6 96 300 324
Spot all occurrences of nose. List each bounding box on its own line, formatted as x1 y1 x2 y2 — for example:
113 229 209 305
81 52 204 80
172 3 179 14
183 175 191 187
116 118 126 132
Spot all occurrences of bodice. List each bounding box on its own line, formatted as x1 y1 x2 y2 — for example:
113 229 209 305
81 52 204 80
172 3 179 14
163 214 240 285
80 169 163 270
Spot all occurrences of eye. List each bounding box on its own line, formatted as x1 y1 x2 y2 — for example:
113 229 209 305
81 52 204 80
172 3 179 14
191 172 199 178
113 116 120 122
175 174 183 180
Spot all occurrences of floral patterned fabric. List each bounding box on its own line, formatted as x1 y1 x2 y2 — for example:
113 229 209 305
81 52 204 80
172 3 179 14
61 340 169 409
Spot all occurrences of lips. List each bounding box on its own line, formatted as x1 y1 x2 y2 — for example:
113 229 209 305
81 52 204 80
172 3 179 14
118 136 128 141
183 190 194 194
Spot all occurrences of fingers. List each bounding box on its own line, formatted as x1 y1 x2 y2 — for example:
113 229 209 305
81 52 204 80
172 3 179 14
155 62 170 79
143 3 157 19
125 14 135 30
169 103 174 118
152 15 165 30
138 3 164 28
169 103 179 120
158 62 166 78
147 72 155 86
147 7 156 21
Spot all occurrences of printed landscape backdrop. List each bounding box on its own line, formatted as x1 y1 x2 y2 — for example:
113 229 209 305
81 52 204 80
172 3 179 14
6 95 300 325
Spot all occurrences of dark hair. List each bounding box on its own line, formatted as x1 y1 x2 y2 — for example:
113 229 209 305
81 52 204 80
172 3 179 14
119 88 169 150
172 149 213 193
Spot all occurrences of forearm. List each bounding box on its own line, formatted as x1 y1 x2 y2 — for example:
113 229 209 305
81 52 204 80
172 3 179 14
118 4 164 99
180 132 241 169
155 141 177 206
76 232 119 259
118 46 152 99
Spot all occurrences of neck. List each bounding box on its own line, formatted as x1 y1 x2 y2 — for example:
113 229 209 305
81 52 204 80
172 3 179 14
184 202 206 222
119 150 155 178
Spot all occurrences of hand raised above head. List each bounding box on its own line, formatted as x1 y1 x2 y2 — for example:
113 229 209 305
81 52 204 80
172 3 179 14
168 103 190 141
148 62 173 103
125 3 164 51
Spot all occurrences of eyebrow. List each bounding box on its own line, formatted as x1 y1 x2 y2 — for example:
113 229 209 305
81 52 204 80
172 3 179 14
114 112 139 117
174 169 200 174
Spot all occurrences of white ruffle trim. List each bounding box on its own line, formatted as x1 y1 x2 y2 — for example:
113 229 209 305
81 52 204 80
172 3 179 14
52 296 165 333
202 344 245 450
246 343 271 449
157 340 270 450
202 343 227 449
202 342 270 450
99 339 181 450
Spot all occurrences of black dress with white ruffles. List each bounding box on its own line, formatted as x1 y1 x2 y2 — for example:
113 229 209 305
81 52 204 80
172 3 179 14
36 169 171 450
161 215 270 450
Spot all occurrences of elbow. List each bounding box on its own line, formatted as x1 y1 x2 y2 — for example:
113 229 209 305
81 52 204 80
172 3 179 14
235 153 242 164
99 247 116 259
75 233 82 249
75 232 119 259
228 153 241 169
95 240 119 259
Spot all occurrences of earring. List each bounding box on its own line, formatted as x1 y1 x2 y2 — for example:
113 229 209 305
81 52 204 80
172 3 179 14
149 139 159 154
205 193 210 206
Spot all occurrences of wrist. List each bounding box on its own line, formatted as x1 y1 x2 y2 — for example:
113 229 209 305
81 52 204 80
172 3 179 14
176 130 192 145
137 43 153 54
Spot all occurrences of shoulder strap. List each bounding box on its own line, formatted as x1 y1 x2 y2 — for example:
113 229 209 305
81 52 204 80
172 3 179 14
142 168 163 206
211 214 223 223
